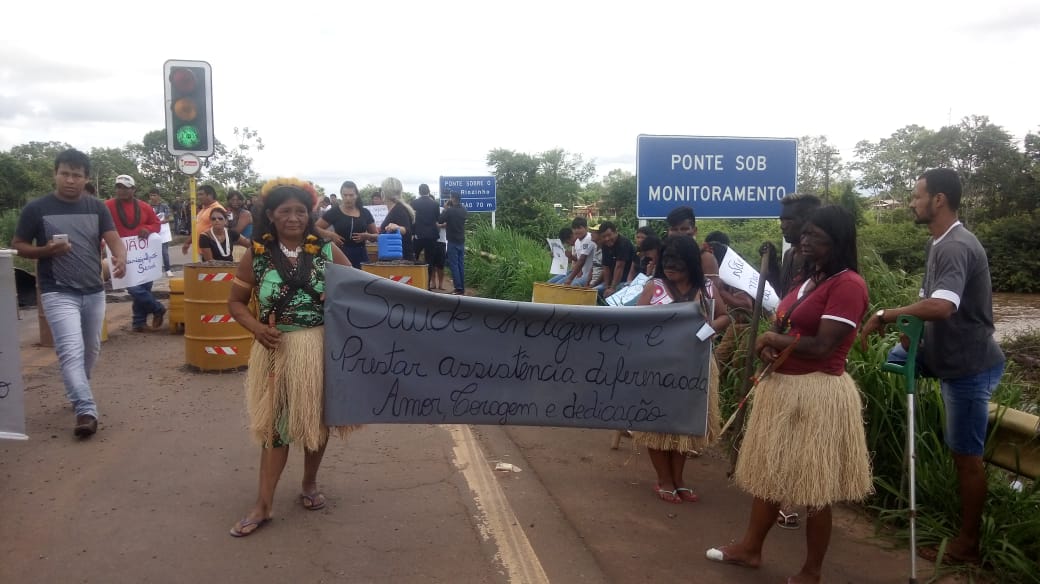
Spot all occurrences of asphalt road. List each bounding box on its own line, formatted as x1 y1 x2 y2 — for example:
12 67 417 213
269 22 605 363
2 299 957 584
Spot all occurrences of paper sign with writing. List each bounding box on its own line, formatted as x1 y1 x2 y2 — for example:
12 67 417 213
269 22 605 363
718 245 779 312
324 266 711 434
546 238 568 275
0 250 28 440
106 234 164 289
366 205 389 228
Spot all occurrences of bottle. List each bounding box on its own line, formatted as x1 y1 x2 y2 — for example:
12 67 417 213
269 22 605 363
378 230 403 261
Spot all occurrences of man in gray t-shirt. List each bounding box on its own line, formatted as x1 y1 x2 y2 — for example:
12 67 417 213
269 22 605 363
11 149 125 439
861 168 1004 565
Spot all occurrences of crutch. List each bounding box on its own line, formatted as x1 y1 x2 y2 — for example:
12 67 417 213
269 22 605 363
880 315 925 584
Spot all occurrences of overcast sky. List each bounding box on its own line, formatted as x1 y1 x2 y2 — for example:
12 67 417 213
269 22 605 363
1 0 1037 196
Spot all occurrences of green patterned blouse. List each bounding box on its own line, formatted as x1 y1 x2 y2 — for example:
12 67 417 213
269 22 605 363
253 241 333 332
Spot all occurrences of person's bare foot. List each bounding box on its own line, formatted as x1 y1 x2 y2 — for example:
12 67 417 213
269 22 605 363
705 543 761 568
786 570 821 583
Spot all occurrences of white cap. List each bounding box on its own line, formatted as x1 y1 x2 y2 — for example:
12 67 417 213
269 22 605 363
115 175 135 188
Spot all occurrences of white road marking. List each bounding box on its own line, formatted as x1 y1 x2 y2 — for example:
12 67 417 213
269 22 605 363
449 425 550 584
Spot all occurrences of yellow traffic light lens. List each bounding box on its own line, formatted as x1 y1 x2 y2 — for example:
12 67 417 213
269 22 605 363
173 98 198 122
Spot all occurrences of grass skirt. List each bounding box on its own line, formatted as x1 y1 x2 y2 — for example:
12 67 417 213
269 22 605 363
734 371 873 508
244 326 359 451
632 355 721 453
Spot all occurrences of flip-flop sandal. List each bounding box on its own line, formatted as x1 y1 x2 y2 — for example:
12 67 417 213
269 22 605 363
676 487 699 502
705 546 758 568
300 491 327 510
229 517 270 537
653 484 682 504
777 510 800 529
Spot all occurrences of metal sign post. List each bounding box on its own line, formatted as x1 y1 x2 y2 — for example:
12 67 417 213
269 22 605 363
176 154 203 262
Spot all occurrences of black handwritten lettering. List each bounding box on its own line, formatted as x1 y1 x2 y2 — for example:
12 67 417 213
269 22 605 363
372 379 444 418
449 383 538 424
438 346 576 384
561 391 665 423
482 306 627 361
345 280 473 332
585 352 707 396
330 336 427 377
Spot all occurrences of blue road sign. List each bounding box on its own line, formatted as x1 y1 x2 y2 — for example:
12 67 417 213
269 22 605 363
636 135 798 220
439 176 497 212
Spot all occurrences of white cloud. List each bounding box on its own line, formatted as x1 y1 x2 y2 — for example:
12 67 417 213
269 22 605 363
1 0 1037 197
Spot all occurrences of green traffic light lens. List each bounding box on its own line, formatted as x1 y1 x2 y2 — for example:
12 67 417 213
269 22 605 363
176 125 201 148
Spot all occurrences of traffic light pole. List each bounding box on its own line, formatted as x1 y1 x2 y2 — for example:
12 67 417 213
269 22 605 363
189 176 199 263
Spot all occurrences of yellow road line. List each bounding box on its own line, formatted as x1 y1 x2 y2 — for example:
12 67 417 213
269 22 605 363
449 425 550 584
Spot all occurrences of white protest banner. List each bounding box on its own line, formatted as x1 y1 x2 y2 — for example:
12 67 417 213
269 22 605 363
718 245 779 312
157 211 173 243
546 238 568 275
324 266 712 434
0 250 28 440
366 204 389 228
605 273 649 307
106 234 164 289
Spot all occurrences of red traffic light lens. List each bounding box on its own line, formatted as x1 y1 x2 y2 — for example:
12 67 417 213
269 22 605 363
170 68 196 93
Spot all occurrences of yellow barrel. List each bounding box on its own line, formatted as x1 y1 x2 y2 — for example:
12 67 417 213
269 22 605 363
168 277 185 333
531 282 597 305
987 404 1040 479
362 262 429 290
184 263 251 370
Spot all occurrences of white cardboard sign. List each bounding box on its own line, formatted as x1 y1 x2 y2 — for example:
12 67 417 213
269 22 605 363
106 234 164 289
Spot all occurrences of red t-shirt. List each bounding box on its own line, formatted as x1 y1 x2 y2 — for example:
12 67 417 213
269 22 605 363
105 198 161 238
773 270 868 376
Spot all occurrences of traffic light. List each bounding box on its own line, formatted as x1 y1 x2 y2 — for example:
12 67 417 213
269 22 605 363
163 60 214 157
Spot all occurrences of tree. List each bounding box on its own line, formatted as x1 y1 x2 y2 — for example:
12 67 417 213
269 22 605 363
88 146 140 199
8 141 73 198
797 135 848 200
852 125 938 201
204 127 265 191
599 169 636 219
0 153 35 211
486 148 596 240
127 130 190 199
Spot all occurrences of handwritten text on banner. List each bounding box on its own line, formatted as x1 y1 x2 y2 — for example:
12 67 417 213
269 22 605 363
323 266 711 434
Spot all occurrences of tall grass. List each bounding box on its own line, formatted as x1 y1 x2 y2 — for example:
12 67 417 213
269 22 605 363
467 227 1040 582
465 223 550 302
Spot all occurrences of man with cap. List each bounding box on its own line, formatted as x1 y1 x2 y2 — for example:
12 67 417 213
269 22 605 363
12 149 126 438
411 183 441 289
106 175 166 332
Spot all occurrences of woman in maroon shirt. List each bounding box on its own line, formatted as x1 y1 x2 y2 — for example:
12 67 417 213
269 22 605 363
706 206 872 584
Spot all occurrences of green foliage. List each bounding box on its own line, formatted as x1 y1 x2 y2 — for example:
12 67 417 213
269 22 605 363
975 213 1040 293
465 223 552 302
858 221 929 276
697 218 782 261
486 148 595 231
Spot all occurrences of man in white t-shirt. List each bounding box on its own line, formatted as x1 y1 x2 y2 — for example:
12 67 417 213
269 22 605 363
548 217 594 286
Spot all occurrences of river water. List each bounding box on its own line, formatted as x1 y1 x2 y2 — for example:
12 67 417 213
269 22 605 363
993 293 1040 341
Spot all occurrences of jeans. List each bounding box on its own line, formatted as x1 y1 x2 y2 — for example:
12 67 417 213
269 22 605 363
447 241 465 292
888 344 1004 456
160 242 171 272
41 291 105 418
548 274 590 287
127 282 165 328
941 362 1004 456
